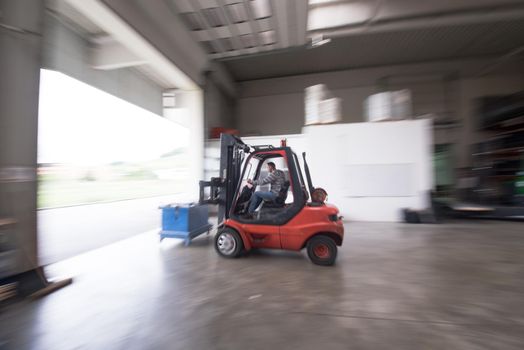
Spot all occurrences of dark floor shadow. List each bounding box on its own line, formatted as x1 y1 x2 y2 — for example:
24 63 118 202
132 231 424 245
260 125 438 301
245 248 306 261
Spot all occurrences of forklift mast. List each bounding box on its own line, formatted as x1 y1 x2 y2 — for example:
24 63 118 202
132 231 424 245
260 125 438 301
199 134 250 223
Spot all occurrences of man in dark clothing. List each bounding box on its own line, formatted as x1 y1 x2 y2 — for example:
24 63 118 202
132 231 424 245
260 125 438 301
247 161 286 214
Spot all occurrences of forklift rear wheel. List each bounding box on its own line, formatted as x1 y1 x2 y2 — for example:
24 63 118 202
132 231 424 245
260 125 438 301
215 228 243 258
307 236 337 266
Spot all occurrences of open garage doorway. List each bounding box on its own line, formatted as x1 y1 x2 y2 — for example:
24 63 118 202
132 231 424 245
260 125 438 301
37 69 190 264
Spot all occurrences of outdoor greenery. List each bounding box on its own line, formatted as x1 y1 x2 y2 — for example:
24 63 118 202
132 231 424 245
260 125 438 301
38 153 189 208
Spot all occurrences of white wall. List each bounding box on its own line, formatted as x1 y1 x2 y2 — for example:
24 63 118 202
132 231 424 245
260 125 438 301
235 57 524 168
304 120 433 222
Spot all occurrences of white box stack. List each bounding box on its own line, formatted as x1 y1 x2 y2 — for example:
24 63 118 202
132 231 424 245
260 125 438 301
305 84 342 125
304 84 328 125
364 89 412 122
319 97 342 124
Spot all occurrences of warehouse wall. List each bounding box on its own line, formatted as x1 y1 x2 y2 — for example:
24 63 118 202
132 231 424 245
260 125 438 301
237 92 305 136
235 57 524 167
42 14 163 115
456 75 524 163
304 120 433 222
204 75 236 138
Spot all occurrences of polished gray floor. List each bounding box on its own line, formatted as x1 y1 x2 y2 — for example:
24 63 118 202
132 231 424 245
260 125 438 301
2 221 524 350
38 194 186 265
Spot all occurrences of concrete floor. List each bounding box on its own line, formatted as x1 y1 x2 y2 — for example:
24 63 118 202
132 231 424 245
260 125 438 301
38 194 186 264
1 221 524 349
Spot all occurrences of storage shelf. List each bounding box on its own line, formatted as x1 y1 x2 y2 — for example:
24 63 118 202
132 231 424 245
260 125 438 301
474 92 524 206
473 147 524 156
484 115 524 130
488 175 518 179
489 126 524 136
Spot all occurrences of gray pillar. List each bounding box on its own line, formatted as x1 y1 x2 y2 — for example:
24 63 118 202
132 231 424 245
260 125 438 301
0 0 44 278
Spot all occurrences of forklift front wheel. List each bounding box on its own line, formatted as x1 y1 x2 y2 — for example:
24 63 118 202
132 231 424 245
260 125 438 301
215 228 243 258
307 236 337 266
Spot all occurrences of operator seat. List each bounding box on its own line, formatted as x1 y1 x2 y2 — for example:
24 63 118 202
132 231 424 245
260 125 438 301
263 181 290 209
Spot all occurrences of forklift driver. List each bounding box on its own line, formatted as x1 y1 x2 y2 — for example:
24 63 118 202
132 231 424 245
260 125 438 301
246 161 286 214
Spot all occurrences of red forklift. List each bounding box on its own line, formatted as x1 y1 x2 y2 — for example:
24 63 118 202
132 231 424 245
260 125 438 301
200 134 344 265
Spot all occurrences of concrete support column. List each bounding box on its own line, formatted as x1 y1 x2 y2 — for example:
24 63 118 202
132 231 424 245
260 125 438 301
163 89 204 200
0 0 44 278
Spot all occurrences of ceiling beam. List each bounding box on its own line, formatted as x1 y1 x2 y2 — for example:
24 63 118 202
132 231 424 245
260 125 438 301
134 0 238 96
477 45 524 77
64 0 198 90
90 36 147 70
309 3 524 38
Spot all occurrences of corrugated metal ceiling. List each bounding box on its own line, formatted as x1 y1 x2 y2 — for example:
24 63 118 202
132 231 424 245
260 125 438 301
223 19 524 80
172 0 280 58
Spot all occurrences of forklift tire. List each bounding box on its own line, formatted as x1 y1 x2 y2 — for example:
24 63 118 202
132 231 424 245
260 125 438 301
215 228 243 258
307 236 337 266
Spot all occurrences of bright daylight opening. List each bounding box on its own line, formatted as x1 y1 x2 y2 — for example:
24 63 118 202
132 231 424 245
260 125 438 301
38 69 190 209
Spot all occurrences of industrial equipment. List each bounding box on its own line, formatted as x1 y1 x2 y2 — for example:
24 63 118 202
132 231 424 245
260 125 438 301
200 135 344 266
159 203 212 246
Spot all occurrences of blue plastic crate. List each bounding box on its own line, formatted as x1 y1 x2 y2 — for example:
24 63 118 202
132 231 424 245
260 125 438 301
159 203 212 246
